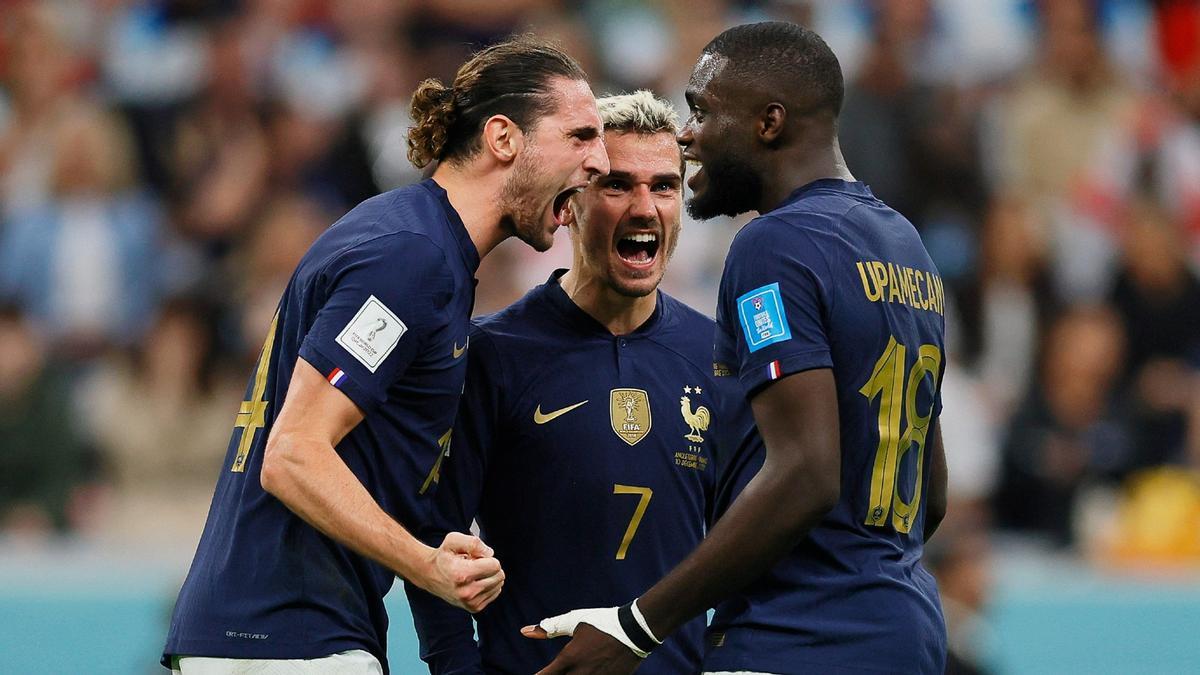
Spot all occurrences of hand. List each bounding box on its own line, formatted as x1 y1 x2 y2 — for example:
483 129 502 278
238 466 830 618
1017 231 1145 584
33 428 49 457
421 532 505 612
523 622 642 675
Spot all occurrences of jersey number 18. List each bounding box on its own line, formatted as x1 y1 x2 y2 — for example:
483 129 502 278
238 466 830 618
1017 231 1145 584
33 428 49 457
859 336 942 535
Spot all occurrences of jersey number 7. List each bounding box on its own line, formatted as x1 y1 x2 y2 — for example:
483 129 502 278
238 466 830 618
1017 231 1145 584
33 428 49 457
860 336 942 534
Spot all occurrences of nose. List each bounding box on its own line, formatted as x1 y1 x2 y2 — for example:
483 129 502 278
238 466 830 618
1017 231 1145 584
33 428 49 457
582 138 610 178
629 184 655 221
676 124 693 148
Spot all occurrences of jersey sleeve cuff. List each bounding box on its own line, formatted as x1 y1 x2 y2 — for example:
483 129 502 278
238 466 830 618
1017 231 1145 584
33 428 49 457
298 343 384 414
739 349 833 398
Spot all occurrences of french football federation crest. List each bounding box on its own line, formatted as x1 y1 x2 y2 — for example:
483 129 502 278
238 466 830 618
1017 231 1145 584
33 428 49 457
679 395 710 443
610 388 652 446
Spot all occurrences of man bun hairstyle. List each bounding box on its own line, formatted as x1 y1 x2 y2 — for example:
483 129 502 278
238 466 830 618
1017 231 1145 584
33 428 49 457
408 80 458 169
407 35 587 169
703 21 844 117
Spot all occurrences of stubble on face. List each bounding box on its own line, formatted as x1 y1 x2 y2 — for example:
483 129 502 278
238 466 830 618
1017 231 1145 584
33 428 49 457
498 141 555 252
683 56 766 220
686 151 763 220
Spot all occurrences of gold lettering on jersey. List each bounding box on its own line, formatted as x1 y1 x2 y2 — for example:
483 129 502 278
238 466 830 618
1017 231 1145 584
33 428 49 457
856 260 944 316
679 395 710 443
674 450 709 471
231 311 279 472
856 262 883 302
712 362 733 377
418 427 453 494
610 389 651 446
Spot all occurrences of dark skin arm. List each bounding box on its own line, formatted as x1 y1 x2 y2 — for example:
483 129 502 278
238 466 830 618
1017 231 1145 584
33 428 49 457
526 368 842 674
924 423 947 544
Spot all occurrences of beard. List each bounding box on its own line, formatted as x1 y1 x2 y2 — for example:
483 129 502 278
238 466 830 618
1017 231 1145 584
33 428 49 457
498 147 555 252
686 154 763 220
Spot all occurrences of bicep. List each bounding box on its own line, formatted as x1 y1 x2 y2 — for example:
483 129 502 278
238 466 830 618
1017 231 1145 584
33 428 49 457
269 356 366 450
749 368 840 488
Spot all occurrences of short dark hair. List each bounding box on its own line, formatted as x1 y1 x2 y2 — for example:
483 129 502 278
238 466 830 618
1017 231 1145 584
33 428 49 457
702 21 844 117
407 36 587 168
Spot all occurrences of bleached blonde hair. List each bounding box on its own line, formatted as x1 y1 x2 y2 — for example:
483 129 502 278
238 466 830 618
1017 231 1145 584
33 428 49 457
597 90 679 135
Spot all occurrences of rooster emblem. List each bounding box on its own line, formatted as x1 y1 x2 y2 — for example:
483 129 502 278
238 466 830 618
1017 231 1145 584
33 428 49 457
680 395 710 443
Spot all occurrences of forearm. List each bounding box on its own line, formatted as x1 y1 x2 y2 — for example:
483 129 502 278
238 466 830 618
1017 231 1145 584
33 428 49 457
261 434 432 584
639 456 836 637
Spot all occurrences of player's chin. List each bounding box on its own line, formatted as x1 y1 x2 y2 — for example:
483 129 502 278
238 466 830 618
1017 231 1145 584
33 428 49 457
609 266 662 298
521 211 558 252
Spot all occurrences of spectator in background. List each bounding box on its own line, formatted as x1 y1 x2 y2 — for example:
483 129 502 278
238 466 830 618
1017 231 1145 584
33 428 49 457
0 305 93 536
988 0 1137 302
972 195 1052 413
995 306 1132 546
78 298 239 546
230 193 328 359
0 2 88 219
0 105 162 355
926 524 995 675
167 16 270 261
1108 197 1200 467
839 0 986 228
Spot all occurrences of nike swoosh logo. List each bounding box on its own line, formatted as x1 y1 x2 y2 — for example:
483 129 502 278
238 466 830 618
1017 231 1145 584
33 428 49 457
453 336 469 359
533 400 588 424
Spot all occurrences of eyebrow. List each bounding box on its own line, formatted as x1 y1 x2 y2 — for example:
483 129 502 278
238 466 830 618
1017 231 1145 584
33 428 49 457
568 125 601 140
604 170 682 182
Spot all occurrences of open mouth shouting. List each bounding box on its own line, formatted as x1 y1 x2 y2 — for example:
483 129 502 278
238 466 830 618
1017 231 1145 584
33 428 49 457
553 186 585 227
615 231 660 269
684 157 703 192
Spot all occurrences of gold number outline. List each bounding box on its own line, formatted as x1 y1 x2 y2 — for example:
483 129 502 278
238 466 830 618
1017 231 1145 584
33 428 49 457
613 484 653 560
231 311 279 472
860 336 942 533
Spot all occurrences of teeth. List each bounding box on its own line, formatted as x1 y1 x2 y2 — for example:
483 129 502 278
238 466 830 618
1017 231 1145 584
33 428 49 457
621 233 658 243
686 159 702 171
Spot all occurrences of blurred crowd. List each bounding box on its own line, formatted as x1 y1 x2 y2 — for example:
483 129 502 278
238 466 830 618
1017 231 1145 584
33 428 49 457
1 0 1200 670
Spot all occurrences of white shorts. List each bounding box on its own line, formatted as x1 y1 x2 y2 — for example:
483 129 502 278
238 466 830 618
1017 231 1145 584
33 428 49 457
172 649 382 674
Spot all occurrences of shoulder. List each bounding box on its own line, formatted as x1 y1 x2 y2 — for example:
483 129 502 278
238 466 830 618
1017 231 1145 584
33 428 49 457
653 292 719 374
307 189 456 286
471 286 555 348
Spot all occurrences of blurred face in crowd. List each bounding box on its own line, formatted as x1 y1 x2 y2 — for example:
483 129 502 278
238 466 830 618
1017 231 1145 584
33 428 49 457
1043 309 1125 429
498 77 609 252
678 53 764 220
564 130 683 298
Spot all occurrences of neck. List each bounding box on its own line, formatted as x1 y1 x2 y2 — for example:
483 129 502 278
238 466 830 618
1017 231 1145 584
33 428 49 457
759 136 855 213
431 161 511 259
558 268 657 335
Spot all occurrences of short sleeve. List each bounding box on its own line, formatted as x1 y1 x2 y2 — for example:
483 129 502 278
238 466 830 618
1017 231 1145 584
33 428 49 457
299 232 454 414
718 216 834 397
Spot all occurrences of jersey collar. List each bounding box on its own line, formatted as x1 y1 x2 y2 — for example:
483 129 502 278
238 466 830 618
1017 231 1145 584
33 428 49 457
777 177 873 210
540 269 666 338
421 178 481 273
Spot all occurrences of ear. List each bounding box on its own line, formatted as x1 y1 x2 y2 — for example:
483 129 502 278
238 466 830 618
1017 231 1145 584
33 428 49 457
757 102 786 144
482 114 523 163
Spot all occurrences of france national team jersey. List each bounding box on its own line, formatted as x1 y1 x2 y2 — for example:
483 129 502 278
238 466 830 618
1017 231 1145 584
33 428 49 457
162 180 479 673
705 179 948 675
407 271 756 675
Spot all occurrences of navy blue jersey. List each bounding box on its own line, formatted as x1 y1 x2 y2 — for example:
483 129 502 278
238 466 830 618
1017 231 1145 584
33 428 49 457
408 271 754 675
163 180 479 672
705 179 947 675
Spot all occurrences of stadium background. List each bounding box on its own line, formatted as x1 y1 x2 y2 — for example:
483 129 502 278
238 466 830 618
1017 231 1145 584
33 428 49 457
1 0 1199 672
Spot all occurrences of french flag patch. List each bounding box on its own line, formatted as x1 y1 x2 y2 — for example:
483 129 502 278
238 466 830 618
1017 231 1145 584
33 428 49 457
767 360 783 381
327 367 348 388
